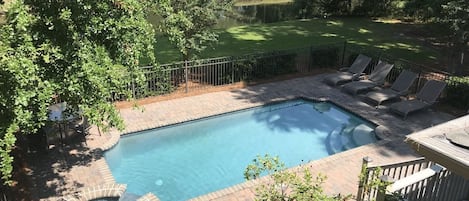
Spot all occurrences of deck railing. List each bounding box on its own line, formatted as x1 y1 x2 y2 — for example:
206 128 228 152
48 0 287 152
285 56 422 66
357 157 469 201
357 157 433 201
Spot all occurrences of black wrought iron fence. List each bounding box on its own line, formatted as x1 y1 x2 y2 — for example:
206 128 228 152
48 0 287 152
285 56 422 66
343 44 469 111
125 42 345 99
119 40 469 111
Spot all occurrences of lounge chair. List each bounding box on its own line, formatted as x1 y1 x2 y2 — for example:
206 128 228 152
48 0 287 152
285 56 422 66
364 70 418 106
323 54 372 86
389 80 446 119
341 60 394 95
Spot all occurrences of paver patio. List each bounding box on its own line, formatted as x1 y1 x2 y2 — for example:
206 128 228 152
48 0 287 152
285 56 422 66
27 74 455 200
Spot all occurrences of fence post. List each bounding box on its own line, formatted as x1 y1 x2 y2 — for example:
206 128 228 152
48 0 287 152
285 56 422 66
357 156 373 201
231 58 236 84
341 40 347 65
309 45 313 72
184 60 188 93
376 175 395 201
415 70 423 95
132 76 136 98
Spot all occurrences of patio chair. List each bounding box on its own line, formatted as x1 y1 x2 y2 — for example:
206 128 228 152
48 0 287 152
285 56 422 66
389 79 446 119
341 60 394 95
323 54 372 86
363 70 418 106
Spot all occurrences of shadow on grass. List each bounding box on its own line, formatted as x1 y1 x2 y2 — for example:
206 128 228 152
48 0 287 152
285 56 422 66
154 17 442 65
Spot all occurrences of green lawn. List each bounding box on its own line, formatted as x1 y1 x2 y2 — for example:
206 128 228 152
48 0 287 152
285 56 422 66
155 17 440 65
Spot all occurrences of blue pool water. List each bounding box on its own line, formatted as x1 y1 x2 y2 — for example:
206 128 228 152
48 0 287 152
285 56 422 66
104 99 377 201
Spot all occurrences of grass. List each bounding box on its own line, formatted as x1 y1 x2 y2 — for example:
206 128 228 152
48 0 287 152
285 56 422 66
155 17 441 65
0 3 442 67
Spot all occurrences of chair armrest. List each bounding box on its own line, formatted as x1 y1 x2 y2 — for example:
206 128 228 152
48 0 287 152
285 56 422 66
352 73 366 81
396 90 411 100
339 67 350 72
398 90 410 96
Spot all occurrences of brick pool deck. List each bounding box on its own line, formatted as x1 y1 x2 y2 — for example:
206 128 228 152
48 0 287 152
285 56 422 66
30 74 455 200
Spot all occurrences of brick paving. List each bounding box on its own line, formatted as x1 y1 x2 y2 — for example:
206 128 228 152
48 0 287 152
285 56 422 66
28 74 455 200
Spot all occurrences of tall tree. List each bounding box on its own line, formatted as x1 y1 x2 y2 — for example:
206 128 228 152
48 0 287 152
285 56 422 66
404 0 448 21
440 0 469 73
154 0 233 61
0 0 155 184
442 0 469 63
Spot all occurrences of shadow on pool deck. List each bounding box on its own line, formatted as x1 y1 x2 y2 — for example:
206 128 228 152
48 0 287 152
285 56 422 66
229 75 454 154
24 130 111 200
21 74 455 200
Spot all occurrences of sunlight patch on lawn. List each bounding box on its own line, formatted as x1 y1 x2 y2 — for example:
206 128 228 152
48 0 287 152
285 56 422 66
232 31 268 41
321 33 338 37
372 18 403 24
375 43 421 52
298 19 312 22
358 28 372 34
228 26 269 41
327 20 343 27
347 40 370 46
290 29 310 36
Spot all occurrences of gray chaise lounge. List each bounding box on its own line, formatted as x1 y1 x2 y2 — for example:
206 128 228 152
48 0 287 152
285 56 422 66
323 54 372 86
342 60 394 95
389 79 446 119
364 70 418 106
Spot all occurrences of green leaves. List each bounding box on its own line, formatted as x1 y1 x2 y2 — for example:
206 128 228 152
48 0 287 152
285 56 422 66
442 0 469 44
244 155 348 201
154 0 233 60
0 0 156 184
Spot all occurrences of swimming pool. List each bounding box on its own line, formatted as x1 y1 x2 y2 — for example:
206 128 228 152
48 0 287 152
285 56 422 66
104 99 377 200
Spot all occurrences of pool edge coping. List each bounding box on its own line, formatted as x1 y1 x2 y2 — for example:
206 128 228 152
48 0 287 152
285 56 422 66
116 96 386 140
90 95 393 201
189 139 392 201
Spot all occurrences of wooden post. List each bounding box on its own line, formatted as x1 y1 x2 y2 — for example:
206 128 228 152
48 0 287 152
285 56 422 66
357 156 373 201
376 175 395 201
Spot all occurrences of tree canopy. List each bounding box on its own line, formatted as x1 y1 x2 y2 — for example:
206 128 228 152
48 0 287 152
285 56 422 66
154 0 233 60
442 0 469 46
0 0 155 184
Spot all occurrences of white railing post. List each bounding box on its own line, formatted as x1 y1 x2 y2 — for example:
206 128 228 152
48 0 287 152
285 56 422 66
376 175 395 201
357 156 373 201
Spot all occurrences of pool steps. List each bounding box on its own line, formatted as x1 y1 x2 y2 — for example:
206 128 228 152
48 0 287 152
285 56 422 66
328 124 377 154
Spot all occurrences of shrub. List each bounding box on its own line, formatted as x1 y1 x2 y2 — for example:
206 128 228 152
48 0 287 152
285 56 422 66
250 52 297 80
311 47 339 68
445 76 469 110
244 154 351 201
